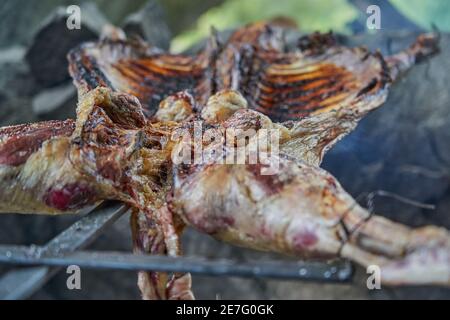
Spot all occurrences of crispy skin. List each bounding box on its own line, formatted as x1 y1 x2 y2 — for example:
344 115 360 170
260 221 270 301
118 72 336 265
68 38 214 118
68 23 438 123
68 21 440 128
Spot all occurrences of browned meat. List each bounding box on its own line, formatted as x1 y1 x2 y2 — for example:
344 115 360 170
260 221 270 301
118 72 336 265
0 22 445 298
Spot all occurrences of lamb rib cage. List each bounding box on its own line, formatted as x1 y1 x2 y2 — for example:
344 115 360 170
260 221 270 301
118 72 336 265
0 202 353 300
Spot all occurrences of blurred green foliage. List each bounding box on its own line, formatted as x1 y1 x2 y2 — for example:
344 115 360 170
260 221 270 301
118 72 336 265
3 0 450 52
389 0 450 31
157 0 224 35
170 0 450 53
171 0 358 52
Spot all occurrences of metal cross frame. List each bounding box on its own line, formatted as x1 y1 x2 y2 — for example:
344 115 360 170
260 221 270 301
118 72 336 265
0 202 354 300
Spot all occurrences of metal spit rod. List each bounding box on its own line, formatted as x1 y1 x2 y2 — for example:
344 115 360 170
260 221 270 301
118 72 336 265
0 202 354 300
0 202 128 300
0 247 354 283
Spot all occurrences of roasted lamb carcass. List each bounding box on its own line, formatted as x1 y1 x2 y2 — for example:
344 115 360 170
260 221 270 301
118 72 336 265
0 22 446 298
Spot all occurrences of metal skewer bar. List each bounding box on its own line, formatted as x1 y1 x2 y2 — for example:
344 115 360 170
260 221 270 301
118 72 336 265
0 201 354 300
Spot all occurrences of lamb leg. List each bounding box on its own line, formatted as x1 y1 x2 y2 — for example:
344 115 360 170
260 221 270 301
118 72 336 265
0 87 148 214
170 150 449 286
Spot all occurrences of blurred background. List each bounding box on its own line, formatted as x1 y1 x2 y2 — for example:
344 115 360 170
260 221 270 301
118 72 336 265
0 0 449 299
